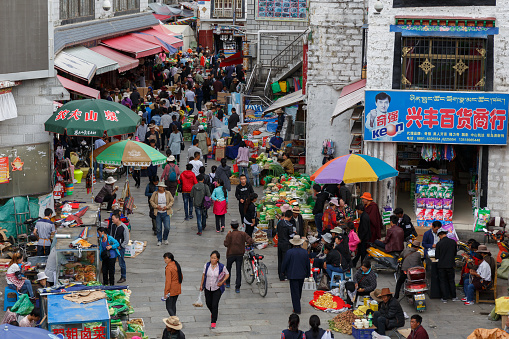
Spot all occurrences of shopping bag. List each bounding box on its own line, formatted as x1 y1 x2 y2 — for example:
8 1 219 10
317 274 330 291
192 291 204 307
11 294 34 315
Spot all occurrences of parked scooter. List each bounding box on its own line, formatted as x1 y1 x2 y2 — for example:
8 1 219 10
402 266 428 312
366 244 400 272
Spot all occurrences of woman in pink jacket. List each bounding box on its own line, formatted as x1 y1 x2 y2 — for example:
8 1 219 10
347 222 360 253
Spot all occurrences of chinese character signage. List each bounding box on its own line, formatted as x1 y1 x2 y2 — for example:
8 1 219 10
256 0 308 21
364 90 509 145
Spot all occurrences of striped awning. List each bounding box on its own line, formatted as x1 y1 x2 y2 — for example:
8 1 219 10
64 46 119 75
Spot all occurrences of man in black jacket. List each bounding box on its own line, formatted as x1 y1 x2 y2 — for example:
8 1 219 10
290 206 305 237
312 184 328 237
145 176 159 235
228 108 240 136
436 228 459 302
323 243 348 278
353 204 371 266
235 175 254 225
373 288 405 335
394 207 417 240
277 210 294 281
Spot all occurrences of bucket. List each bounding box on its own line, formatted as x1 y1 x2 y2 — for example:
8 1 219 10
74 169 83 183
65 183 74 196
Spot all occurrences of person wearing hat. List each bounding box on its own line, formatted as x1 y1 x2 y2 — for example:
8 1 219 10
290 206 305 238
145 123 161 150
307 236 321 259
32 272 50 298
161 155 180 197
372 287 405 335
94 177 119 211
281 235 311 314
435 226 459 302
352 204 371 267
223 220 254 292
462 244 495 305
112 88 121 103
150 182 175 246
229 77 239 93
277 210 295 281
322 198 340 233
121 92 132 109
225 126 242 159
162 316 185 339
361 192 383 243
394 241 423 299
228 107 240 137
275 108 285 131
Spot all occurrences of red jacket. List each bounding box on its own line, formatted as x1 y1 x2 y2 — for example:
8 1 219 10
179 170 197 193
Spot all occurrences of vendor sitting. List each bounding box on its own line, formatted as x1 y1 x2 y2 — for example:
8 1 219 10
462 245 496 305
323 243 349 277
94 176 119 211
307 236 322 259
33 272 49 298
280 152 294 174
345 260 377 305
268 131 284 152
372 288 405 335
6 253 34 298
374 215 404 254
20 309 40 327
33 208 56 256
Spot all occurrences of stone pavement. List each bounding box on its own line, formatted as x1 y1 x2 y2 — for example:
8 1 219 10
0 143 504 338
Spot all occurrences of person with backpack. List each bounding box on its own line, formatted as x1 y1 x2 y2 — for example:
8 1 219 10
190 174 211 235
199 250 229 329
208 165 217 192
162 156 180 197
179 164 198 220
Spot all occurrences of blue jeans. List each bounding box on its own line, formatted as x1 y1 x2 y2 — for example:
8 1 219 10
195 207 207 232
8 281 34 298
156 212 171 242
463 274 475 302
118 248 126 278
315 213 323 237
326 264 345 279
253 174 259 187
183 193 193 219
93 161 103 180
239 166 249 184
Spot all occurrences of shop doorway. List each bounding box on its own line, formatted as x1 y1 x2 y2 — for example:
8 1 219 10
396 143 479 230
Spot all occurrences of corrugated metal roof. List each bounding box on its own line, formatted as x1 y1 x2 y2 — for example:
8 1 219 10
64 46 119 75
54 12 159 54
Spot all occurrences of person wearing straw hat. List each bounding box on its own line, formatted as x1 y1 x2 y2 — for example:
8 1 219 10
94 177 118 212
277 209 295 281
162 316 185 339
275 108 285 132
360 192 383 243
150 183 175 246
290 206 305 238
462 244 494 305
372 287 405 335
394 241 423 299
281 235 311 314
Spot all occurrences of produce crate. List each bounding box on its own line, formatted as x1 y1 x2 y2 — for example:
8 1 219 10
352 325 376 339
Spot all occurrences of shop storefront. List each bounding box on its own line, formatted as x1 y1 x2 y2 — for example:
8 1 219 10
213 25 245 56
364 89 508 230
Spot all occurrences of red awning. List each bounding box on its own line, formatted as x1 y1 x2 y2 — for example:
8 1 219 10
90 46 139 73
153 13 175 21
140 28 184 48
57 75 100 99
219 51 243 67
101 34 163 58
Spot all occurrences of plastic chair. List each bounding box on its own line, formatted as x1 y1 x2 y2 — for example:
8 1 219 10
329 269 353 289
4 286 19 311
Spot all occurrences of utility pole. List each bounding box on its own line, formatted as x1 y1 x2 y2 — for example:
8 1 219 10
233 0 236 25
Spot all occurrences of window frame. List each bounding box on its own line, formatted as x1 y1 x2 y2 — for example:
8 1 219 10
113 0 140 16
393 0 495 7
211 0 244 19
59 0 95 25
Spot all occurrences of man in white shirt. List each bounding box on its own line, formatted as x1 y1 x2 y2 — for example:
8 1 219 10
185 89 196 115
188 139 203 161
135 119 148 142
189 152 203 176
93 136 107 181
463 245 494 305
160 111 173 150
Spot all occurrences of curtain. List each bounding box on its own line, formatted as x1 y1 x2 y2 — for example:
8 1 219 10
0 90 17 122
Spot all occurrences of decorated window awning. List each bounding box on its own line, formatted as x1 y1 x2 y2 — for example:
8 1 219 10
391 17 498 38
56 75 100 99
330 79 366 124
90 46 139 73
54 52 97 83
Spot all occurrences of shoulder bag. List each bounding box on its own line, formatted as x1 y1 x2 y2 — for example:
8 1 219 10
180 132 185 151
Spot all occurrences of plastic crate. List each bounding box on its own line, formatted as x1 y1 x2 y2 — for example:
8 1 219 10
352 325 376 339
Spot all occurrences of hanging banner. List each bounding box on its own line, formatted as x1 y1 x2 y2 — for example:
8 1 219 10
364 90 509 145
0 157 9 184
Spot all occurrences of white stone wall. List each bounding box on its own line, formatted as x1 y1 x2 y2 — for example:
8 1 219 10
305 0 365 173
365 0 509 217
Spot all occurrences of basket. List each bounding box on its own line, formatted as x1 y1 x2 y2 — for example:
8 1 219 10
352 325 376 339
230 176 240 185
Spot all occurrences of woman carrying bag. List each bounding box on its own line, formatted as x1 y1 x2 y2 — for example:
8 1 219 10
211 179 228 233
98 227 120 286
199 250 229 329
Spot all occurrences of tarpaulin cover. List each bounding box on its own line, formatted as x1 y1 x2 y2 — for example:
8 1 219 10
0 197 39 237
495 297 509 315
467 328 509 339
309 290 351 310
219 51 243 67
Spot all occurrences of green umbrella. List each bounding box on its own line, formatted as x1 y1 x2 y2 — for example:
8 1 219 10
93 140 167 166
44 99 141 137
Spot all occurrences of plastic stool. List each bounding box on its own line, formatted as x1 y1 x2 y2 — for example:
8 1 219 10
4 286 19 311
330 271 345 289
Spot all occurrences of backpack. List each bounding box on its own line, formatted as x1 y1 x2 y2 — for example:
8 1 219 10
203 196 212 209
168 165 177 182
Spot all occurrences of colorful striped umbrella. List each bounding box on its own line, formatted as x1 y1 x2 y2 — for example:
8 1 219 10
93 140 166 167
310 154 398 184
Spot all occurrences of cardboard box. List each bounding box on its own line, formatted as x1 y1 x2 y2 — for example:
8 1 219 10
137 87 149 99
502 315 508 329
215 147 225 161
217 92 230 104
126 332 143 339
415 226 430 243
124 243 135 257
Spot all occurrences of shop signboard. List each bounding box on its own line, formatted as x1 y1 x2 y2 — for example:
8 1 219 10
364 90 508 145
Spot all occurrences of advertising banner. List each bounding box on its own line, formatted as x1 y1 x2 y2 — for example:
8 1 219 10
0 157 9 184
364 90 509 145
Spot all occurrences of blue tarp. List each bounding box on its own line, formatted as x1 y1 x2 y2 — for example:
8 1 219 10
47 293 110 325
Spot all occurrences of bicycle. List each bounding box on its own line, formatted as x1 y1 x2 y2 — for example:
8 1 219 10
242 246 268 297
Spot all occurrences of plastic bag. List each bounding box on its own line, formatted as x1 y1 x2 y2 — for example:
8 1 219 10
495 297 509 315
474 209 491 232
11 294 34 315
192 291 204 307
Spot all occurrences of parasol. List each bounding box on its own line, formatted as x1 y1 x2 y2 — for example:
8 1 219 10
44 99 141 137
0 324 59 339
93 140 166 166
310 154 398 184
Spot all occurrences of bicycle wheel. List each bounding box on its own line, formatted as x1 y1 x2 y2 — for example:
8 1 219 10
258 263 268 297
242 256 255 284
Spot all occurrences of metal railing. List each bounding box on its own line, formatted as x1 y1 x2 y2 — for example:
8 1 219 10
242 63 260 95
270 31 307 72
244 95 272 107
263 68 273 102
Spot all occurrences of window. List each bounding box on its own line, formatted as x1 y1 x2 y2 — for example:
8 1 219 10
114 0 140 13
401 37 487 91
393 0 495 7
60 0 94 22
212 0 243 18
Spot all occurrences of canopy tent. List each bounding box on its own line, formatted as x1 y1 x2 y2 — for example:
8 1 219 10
219 51 243 67
141 27 184 48
63 46 119 75
101 34 163 58
56 75 100 99
149 3 194 17
90 45 139 73
163 24 196 51
263 89 305 113
330 78 366 124
54 52 97 83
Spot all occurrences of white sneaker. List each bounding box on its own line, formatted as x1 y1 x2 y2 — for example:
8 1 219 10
164 240 169 245
157 242 161 246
